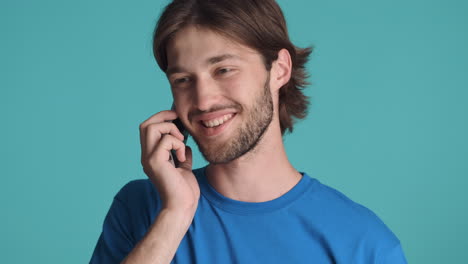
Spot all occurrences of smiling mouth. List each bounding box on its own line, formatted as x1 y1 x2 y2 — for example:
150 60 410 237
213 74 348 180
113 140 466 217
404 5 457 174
201 113 235 128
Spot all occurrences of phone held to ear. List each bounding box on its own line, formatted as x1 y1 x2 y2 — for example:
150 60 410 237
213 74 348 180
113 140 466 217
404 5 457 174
170 103 189 168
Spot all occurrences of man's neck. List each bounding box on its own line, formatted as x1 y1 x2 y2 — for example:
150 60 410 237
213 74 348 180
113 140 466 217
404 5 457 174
205 121 302 203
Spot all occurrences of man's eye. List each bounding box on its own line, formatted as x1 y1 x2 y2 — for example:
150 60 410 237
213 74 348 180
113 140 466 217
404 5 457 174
217 68 231 74
174 77 189 84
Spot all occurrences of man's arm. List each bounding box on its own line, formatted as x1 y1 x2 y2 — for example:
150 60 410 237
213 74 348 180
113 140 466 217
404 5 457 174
120 110 200 263
121 208 195 264
90 110 200 263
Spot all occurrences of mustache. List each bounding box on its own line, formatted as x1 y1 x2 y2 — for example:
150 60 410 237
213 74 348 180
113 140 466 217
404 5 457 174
188 103 242 120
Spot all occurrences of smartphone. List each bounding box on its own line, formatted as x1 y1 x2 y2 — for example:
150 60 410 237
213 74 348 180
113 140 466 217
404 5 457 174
170 103 189 167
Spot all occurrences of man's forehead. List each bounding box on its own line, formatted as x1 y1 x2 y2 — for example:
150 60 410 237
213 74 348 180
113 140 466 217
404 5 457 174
166 26 259 69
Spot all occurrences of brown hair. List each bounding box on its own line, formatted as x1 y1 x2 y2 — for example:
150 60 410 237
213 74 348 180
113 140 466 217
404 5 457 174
153 0 313 135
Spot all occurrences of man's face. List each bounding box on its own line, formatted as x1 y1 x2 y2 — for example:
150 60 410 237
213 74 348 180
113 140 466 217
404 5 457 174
166 26 274 164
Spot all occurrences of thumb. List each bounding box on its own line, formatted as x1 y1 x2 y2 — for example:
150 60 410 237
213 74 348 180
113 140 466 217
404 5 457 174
179 146 193 171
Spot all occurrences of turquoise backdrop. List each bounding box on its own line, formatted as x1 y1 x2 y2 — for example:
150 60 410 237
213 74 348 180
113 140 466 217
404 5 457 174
1 0 467 263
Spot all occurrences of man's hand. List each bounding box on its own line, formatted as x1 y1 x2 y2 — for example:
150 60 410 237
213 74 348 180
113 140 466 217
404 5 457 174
120 111 200 264
139 110 200 213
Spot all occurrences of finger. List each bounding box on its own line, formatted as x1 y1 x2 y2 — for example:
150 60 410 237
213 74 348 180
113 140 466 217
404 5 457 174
140 110 177 128
152 134 187 165
146 122 185 145
178 146 193 171
145 122 185 157
139 110 178 145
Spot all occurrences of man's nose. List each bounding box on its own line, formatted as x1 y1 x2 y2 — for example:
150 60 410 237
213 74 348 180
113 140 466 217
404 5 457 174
192 76 220 111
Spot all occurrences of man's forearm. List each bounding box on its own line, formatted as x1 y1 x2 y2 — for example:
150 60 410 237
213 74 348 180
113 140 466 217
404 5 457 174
121 209 194 264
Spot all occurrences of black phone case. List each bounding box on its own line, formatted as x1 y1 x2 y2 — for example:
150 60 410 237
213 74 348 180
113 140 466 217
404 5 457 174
170 104 189 167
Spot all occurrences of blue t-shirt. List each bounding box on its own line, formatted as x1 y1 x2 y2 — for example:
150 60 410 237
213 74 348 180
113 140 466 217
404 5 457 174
90 167 407 263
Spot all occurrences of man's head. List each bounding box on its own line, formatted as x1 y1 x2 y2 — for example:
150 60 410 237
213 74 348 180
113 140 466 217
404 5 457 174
153 0 312 134
152 0 312 163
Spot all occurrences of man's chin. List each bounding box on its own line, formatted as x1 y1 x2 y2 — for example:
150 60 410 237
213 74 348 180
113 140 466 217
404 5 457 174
197 143 234 164
192 136 238 164
203 153 241 165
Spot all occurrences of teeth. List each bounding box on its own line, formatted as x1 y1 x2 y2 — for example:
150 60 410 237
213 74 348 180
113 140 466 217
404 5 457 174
202 114 233 128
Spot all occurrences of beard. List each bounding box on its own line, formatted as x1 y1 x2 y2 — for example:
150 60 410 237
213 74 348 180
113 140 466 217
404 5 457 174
192 74 274 164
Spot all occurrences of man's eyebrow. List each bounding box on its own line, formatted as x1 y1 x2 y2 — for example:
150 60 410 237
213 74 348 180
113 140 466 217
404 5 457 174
166 66 186 76
166 54 240 76
206 54 240 65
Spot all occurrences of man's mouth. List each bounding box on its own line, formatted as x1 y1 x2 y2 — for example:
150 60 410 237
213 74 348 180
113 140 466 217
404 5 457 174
194 111 238 137
201 114 234 128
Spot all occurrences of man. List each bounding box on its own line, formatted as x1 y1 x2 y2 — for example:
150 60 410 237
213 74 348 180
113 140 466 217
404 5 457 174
90 0 408 263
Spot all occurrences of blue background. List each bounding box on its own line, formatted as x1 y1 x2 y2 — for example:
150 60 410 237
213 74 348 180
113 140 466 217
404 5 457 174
1 0 467 263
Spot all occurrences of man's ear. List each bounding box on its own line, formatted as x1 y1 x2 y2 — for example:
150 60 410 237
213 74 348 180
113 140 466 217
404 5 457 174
270 48 292 93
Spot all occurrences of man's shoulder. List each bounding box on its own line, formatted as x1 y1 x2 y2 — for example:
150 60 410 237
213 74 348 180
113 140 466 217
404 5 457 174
113 178 158 209
113 167 206 207
310 177 379 219
303 174 401 246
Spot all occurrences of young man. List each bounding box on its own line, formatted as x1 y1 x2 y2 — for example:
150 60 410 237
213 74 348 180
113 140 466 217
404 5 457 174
90 0 407 263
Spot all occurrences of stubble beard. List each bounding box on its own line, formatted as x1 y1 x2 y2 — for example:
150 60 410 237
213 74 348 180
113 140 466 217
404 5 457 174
193 74 274 164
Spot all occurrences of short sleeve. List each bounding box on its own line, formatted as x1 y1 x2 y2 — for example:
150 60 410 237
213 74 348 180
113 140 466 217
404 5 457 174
379 243 408 264
89 196 135 264
89 179 160 264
